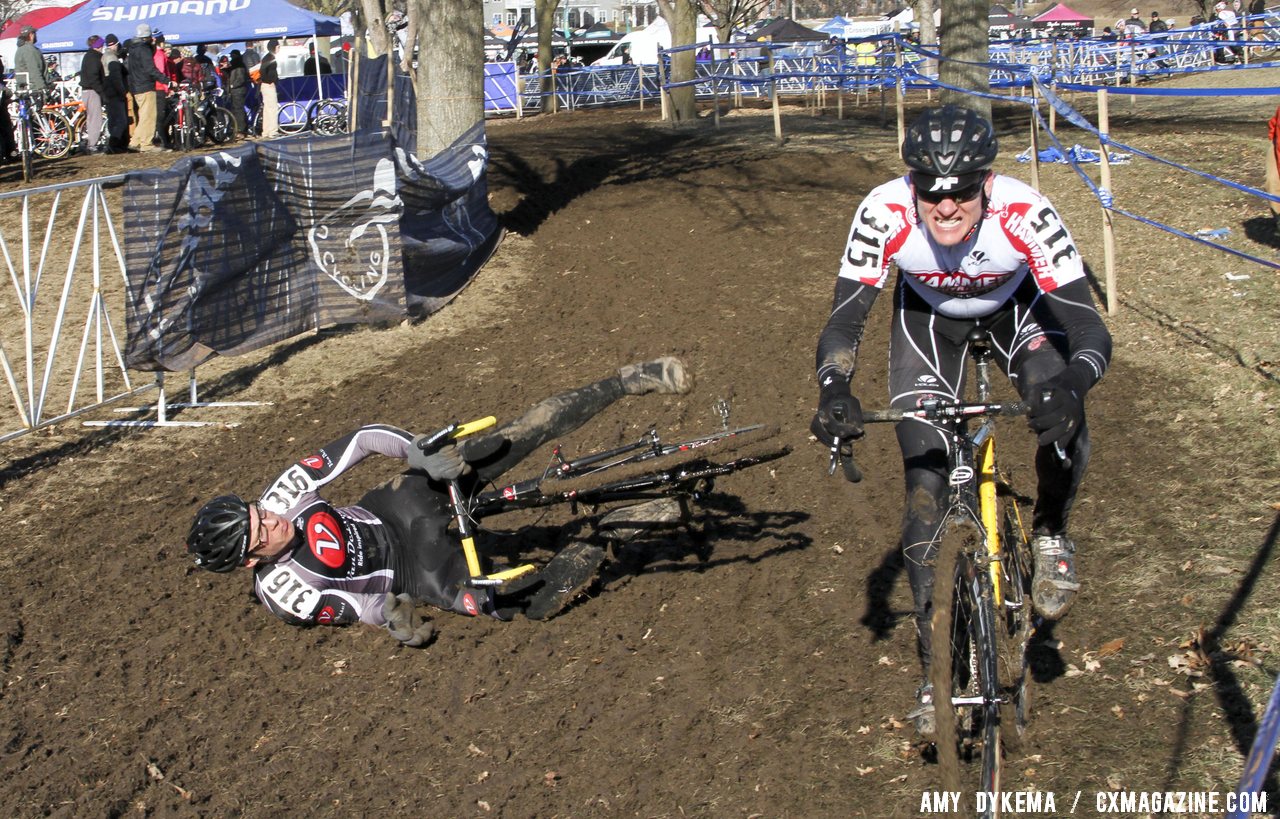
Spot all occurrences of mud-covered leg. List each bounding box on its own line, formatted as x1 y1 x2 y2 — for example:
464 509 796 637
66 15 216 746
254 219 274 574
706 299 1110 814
464 358 692 482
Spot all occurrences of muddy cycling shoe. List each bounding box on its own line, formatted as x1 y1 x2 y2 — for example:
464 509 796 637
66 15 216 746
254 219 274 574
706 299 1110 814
524 541 606 620
618 357 693 396
1032 534 1080 620
597 497 685 544
906 682 936 737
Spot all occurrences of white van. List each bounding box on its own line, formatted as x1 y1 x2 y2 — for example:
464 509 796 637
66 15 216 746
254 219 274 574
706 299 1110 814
594 17 718 65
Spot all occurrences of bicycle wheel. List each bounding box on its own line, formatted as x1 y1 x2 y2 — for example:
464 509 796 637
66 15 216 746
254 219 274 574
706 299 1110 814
277 101 309 134
930 522 1003 817
308 98 348 135
33 109 74 159
206 106 236 144
997 495 1034 746
20 122 34 183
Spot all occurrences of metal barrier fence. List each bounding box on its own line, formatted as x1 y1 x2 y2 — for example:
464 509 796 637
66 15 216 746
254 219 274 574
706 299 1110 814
484 17 1280 115
0 175 143 443
0 175 246 443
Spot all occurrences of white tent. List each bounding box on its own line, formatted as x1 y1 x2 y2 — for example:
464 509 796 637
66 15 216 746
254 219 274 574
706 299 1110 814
594 16 718 65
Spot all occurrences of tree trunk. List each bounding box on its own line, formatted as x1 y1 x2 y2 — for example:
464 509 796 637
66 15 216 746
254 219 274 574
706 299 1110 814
915 0 937 80
359 0 391 57
656 0 697 124
938 0 991 118
413 0 484 157
536 0 560 79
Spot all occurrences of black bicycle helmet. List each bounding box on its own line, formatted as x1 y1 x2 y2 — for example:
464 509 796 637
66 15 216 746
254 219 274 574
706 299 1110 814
901 105 999 177
187 495 250 573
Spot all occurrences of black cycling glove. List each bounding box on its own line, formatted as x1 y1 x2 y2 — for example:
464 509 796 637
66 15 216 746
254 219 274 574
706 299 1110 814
810 380 864 445
1028 365 1092 448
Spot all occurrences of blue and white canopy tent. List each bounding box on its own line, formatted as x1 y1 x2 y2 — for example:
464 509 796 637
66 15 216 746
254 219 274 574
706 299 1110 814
35 0 339 52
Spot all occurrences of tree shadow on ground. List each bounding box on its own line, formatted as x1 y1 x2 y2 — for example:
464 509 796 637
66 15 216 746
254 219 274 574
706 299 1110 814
1160 512 1280 803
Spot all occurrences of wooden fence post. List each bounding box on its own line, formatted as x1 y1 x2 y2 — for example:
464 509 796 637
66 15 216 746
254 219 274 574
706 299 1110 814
894 36 905 149
1097 89 1118 316
769 48 783 145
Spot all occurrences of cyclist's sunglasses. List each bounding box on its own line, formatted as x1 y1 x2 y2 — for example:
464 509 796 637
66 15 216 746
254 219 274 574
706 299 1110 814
911 172 987 205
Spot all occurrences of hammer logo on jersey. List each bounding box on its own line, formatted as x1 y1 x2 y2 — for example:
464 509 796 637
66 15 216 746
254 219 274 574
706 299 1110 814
307 511 346 568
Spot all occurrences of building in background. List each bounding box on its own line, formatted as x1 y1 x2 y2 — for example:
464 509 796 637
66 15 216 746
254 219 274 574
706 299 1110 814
482 0 658 32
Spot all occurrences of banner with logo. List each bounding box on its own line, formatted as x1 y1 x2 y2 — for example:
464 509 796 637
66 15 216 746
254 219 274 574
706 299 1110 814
37 0 340 52
123 125 498 372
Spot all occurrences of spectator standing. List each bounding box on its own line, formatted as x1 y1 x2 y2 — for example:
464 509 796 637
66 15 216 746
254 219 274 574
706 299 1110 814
225 49 249 136
79 36 107 153
242 40 262 70
304 42 332 75
126 24 170 152
1148 11 1169 33
1099 25 1118 40
0 53 16 162
101 34 130 153
13 25 50 96
259 39 281 139
1250 0 1267 35
194 44 216 86
1123 8 1147 36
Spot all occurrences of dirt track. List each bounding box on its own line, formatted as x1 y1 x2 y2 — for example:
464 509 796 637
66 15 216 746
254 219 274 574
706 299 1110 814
1 95 1278 817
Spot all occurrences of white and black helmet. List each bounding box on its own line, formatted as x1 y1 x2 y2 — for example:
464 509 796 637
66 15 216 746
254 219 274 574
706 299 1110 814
901 105 999 178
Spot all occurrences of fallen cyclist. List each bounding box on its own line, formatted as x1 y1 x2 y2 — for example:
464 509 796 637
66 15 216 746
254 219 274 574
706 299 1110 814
810 106 1112 732
184 358 692 646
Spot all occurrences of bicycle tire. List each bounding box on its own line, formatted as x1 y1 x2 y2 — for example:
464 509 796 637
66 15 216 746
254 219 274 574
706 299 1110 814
930 522 1003 817
308 98 347 134
21 141 33 183
34 109 73 159
543 424 782 496
206 107 236 144
278 101 309 134
998 498 1034 747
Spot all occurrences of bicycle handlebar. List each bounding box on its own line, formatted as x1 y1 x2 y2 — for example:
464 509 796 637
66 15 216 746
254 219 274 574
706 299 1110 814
414 415 497 456
826 399 1033 483
863 400 1031 424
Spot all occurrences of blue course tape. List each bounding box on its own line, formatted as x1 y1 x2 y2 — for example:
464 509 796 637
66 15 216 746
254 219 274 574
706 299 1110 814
1031 80 1280 270
1055 81 1280 96
1229 672 1280 819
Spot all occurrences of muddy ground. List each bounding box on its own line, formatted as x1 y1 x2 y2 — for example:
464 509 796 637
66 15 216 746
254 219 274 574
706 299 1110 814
1 77 1278 817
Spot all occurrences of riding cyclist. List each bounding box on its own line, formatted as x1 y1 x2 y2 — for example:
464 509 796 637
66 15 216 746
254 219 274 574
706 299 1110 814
186 358 692 647
811 105 1112 732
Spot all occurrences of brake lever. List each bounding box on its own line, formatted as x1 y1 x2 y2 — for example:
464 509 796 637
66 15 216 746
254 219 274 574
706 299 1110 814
826 407 863 483
1039 389 1073 469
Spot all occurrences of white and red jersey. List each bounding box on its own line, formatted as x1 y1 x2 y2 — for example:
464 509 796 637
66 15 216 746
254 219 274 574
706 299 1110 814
252 425 414 628
836 174 1085 320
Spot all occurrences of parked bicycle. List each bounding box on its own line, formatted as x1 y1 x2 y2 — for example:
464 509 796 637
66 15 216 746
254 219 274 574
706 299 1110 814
10 85 74 181
418 403 789 589
163 83 238 151
834 327 1037 818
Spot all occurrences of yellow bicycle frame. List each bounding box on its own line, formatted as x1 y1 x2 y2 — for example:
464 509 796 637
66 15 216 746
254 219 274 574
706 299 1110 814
977 434 1002 607
446 416 538 585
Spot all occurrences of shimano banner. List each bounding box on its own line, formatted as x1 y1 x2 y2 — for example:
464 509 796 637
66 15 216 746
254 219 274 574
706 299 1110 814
37 0 340 52
123 125 499 372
